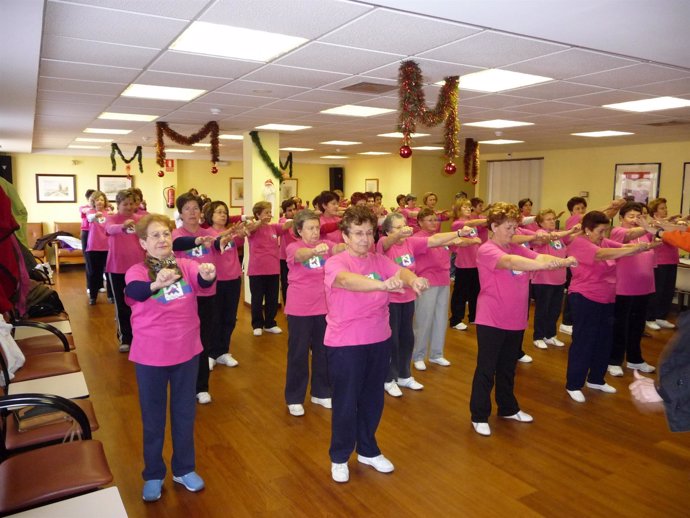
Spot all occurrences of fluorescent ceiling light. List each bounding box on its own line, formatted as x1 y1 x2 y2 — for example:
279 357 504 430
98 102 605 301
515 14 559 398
98 112 158 122
68 145 101 149
75 137 112 143
121 84 205 102
255 124 311 132
603 96 690 112
358 151 391 156
321 140 361 146
465 119 534 129
320 105 395 117
452 69 552 93
84 128 132 135
320 155 348 159
411 146 443 151
166 149 195 153
571 130 634 138
378 132 430 138
280 147 313 152
219 134 243 140
170 22 307 62
478 139 524 145
192 143 211 147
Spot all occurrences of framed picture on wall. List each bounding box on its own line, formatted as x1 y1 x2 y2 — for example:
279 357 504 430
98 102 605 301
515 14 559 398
97 174 133 202
613 163 660 205
230 178 244 208
365 178 379 192
280 178 298 200
682 163 690 215
35 174 76 203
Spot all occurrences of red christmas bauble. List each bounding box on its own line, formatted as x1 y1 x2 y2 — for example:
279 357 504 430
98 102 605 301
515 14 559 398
464 176 470 182
211 166 218 174
157 170 165 178
399 145 412 159
471 179 478 185
444 162 457 175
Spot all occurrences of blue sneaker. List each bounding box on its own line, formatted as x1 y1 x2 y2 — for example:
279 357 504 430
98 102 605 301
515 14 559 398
173 472 205 492
142 479 163 502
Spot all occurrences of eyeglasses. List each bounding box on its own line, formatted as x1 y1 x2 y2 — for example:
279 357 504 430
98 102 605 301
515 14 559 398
147 231 172 240
349 230 374 238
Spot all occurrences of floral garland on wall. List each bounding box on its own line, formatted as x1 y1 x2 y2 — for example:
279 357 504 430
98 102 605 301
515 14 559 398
397 60 460 174
156 121 220 174
110 143 143 176
463 138 480 184
249 130 293 182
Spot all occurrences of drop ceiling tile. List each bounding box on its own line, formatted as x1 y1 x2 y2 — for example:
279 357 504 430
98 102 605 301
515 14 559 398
571 64 690 89
291 89 376 104
36 101 103 117
215 80 307 98
628 78 690 97
38 90 115 104
275 43 401 75
135 71 229 90
108 97 186 111
40 59 140 83
41 35 160 68
365 59 481 83
62 0 209 19
461 94 542 110
562 89 654 106
242 65 350 88
195 92 274 108
510 81 609 101
506 48 638 80
149 52 264 80
38 77 126 96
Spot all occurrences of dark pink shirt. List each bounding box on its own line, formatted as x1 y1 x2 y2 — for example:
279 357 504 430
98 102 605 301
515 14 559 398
105 213 145 274
413 229 450 287
247 223 284 276
567 236 621 304
609 227 655 296
285 239 336 316
531 238 567 285
376 236 429 304
207 227 242 281
452 219 479 269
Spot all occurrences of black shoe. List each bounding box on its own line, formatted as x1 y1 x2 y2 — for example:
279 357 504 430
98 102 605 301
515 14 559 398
107 297 114 304
89 299 96 306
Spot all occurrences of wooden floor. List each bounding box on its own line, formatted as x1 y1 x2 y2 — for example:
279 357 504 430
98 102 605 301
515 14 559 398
49 267 689 517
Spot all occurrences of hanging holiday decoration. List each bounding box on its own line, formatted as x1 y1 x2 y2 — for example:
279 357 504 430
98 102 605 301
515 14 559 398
249 131 294 183
211 166 219 174
157 170 165 178
463 138 480 184
444 162 457 176
397 60 460 172
156 121 220 174
110 143 143 173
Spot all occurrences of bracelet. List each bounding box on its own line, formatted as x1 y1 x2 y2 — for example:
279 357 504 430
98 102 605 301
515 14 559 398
655 229 663 239
457 229 463 238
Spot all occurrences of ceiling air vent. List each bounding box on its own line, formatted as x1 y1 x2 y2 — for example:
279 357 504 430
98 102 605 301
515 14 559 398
645 120 690 127
341 82 397 94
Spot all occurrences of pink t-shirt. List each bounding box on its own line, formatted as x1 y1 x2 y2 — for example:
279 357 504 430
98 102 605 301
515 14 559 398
413 229 450 287
567 236 621 304
474 216 489 243
79 204 90 231
655 241 679 266
475 240 538 331
105 213 145 274
531 238 567 285
247 223 284 276
376 236 429 304
285 239 336 316
172 226 216 266
323 251 400 347
279 218 298 260
609 227 655 296
564 214 583 245
85 209 111 252
207 227 242 281
452 219 479 269
125 259 214 366
400 208 420 232
320 215 343 243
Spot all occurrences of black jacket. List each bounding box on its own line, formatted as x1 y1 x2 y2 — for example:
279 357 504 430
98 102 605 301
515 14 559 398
657 312 690 432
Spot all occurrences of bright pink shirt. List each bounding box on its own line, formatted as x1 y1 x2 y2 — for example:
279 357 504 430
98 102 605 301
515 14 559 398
655 241 679 266
475 240 538 331
413 229 450 287
452 219 479 269
320 214 343 243
376 236 429 304
567 236 622 304
172 226 216 266
207 227 242 281
564 214 583 245
247 223 284 276
531 238 567 285
279 217 298 260
79 204 90 231
609 227 655 296
473 215 489 243
285 239 336 316
400 208 420 232
323 252 400 347
126 259 214 366
85 209 110 252
105 213 145 274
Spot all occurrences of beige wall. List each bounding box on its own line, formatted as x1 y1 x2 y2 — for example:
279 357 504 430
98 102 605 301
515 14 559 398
343 155 412 210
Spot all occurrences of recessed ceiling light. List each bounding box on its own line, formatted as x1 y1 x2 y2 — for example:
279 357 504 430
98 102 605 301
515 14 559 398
98 112 158 122
377 132 430 138
170 22 307 62
121 84 205 102
219 134 243 140
166 149 195 153
192 143 211 147
68 144 101 149
478 139 524 145
445 69 552 93
358 151 391 156
571 130 634 137
320 155 348 159
255 124 311 132
411 146 443 151
84 128 132 135
280 147 313 152
321 140 361 146
75 137 112 143
321 105 395 117
465 119 534 129
603 96 690 112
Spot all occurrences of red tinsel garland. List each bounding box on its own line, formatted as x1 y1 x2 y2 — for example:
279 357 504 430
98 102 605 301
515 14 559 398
463 138 480 184
156 121 220 167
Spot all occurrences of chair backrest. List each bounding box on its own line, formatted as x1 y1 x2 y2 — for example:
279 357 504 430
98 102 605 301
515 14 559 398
53 222 81 238
26 223 44 249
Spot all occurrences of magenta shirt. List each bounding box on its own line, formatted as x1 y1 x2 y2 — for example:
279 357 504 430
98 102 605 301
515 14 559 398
475 240 538 331
531 238 567 285
285 239 336 316
564 214 583 245
609 227 655 296
172 226 216 267
400 208 420 232
474 216 489 243
413 229 450 287
452 219 479 269
207 227 242 281
279 217 298 260
85 209 110 252
247 223 284 276
125 259 214 366
376 236 429 304
320 214 343 243
655 241 679 266
79 204 90 231
567 236 621 304
323 252 400 347
105 213 145 274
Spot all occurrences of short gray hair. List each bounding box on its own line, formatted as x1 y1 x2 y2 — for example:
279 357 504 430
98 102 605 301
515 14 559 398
381 212 405 235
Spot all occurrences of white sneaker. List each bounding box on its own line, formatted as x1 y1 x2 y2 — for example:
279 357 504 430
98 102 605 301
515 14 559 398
384 382 403 397
559 324 573 335
607 365 624 377
626 361 656 373
656 319 675 329
533 339 547 350
288 404 305 416
357 454 394 473
452 322 468 330
215 353 238 367
413 360 427 371
263 326 283 334
645 320 661 330
502 410 533 422
208 357 216 371
253 328 263 336
331 462 349 483
310 396 332 409
429 357 451 367
518 354 533 363
118 343 130 353
544 336 565 347
397 377 424 390
99 287 106 293
567 389 586 403
586 382 617 393
472 422 491 436
196 392 212 404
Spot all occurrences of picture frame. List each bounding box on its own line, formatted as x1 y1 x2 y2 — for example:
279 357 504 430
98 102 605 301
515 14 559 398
230 177 244 208
97 174 133 202
280 178 298 200
682 162 690 215
365 178 379 192
35 174 76 203
613 163 661 205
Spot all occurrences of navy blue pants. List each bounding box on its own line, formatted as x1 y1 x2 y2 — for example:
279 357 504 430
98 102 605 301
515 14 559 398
249 274 279 330
210 278 241 359
647 264 677 321
611 294 648 365
135 355 198 481
196 295 215 393
387 301 415 382
532 283 565 341
285 315 330 404
326 339 391 464
108 272 132 346
449 267 479 326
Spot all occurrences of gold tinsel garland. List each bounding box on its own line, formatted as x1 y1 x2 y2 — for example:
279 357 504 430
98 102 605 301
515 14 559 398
463 138 480 184
156 121 220 170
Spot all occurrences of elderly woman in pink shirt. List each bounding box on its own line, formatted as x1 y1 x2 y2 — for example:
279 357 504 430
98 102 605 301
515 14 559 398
85 189 113 305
